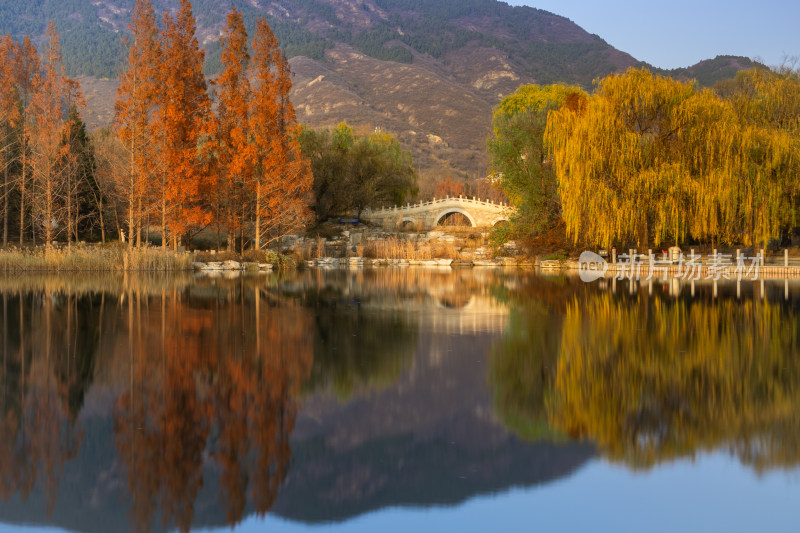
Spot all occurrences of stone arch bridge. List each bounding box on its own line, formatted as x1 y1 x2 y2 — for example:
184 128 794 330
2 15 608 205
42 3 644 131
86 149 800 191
361 196 514 231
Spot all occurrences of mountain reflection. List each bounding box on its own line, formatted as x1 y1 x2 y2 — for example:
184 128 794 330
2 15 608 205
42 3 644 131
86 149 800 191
492 277 800 471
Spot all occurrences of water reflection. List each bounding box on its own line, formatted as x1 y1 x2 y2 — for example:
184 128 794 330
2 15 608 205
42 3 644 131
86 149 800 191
2 270 797 532
493 275 800 471
0 270 521 531
113 279 313 532
0 274 313 532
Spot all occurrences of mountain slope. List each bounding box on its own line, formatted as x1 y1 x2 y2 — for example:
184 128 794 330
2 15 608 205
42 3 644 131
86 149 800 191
0 0 762 180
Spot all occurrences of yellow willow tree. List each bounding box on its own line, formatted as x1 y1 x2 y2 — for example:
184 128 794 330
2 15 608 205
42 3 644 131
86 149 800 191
114 0 160 248
546 68 759 248
716 68 800 246
249 18 312 250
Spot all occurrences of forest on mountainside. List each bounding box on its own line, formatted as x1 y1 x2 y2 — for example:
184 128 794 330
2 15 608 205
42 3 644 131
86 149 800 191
0 0 762 86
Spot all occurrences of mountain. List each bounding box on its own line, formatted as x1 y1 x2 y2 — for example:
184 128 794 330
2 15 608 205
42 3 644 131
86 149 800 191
0 0 763 183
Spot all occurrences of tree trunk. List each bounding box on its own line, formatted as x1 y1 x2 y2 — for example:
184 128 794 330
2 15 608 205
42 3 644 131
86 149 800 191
45 165 53 249
161 183 167 252
19 149 25 246
254 181 261 250
67 171 72 252
240 201 245 255
2 162 8 247
98 194 106 244
136 196 142 247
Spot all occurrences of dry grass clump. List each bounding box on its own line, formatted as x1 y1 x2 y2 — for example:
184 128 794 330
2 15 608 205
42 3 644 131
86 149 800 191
0 244 193 272
289 239 318 261
363 236 459 259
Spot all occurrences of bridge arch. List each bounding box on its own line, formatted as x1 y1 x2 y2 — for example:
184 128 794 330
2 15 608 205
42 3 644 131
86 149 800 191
399 216 417 230
434 208 476 227
491 216 509 226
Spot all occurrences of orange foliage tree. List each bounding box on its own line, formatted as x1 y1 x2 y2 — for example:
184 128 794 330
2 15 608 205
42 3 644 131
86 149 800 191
29 23 82 250
214 8 253 251
114 0 161 248
13 36 40 246
110 5 312 252
433 176 466 198
153 0 214 250
0 34 18 246
249 18 313 249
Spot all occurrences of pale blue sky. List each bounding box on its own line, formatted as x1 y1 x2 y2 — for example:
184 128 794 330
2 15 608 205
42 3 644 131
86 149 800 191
507 0 799 69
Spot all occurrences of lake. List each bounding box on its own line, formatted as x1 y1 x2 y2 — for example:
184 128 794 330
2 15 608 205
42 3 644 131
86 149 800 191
0 269 798 533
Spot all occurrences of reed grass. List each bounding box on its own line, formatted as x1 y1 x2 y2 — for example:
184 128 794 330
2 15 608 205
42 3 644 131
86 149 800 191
0 244 193 272
363 236 460 260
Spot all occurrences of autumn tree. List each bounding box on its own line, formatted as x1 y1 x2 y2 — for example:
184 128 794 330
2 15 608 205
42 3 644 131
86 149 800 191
214 8 253 251
29 23 81 249
488 83 586 241
715 67 800 245
0 34 18 246
92 130 130 244
114 0 160 248
249 17 313 249
153 0 213 250
546 67 800 248
14 36 39 245
433 176 466 199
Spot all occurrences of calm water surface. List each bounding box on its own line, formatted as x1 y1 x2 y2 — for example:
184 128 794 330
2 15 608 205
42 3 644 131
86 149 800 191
0 269 798 532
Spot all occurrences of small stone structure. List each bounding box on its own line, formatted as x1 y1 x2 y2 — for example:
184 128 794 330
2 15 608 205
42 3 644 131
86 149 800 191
361 196 514 230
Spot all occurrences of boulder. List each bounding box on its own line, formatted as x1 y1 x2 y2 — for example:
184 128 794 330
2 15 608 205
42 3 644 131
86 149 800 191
221 260 241 270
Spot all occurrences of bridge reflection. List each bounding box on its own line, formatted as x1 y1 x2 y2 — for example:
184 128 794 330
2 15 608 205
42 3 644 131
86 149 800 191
283 268 512 335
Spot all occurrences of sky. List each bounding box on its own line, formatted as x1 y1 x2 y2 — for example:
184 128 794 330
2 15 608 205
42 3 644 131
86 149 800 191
506 0 799 69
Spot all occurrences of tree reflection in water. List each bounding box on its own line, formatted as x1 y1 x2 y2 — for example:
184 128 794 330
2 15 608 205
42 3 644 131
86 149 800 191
112 279 313 532
0 289 91 515
0 271 433 532
492 278 800 471
0 275 313 533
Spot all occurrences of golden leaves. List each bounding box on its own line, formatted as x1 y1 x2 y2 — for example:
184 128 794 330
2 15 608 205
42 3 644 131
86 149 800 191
546 67 800 247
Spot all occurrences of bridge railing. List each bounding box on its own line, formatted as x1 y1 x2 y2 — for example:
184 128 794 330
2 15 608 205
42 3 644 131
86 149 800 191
363 195 511 215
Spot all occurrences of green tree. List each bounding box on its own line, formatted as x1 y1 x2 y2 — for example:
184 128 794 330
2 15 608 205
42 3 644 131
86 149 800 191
487 84 586 241
300 123 417 222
